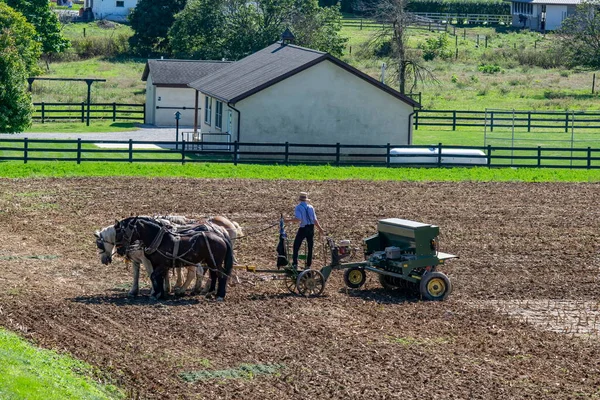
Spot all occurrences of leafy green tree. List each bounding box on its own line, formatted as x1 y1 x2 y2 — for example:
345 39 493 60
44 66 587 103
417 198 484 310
129 0 187 56
3 0 69 54
169 0 227 59
558 1 600 68
0 2 42 75
169 0 347 60
0 31 34 133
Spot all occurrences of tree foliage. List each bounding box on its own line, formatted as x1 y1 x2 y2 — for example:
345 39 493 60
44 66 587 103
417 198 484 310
0 2 42 75
557 1 600 68
0 31 34 133
3 0 69 54
129 0 187 56
169 0 346 60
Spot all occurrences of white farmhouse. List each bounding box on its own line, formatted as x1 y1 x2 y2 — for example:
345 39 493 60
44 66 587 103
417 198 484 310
186 40 419 152
510 0 581 31
83 0 137 22
142 59 231 127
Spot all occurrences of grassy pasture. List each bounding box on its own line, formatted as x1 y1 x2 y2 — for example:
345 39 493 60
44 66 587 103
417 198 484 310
0 328 123 399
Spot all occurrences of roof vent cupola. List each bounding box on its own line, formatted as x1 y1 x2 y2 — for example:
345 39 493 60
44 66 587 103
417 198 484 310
281 28 295 45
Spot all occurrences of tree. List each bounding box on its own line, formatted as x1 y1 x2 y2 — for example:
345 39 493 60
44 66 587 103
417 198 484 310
557 1 600 68
3 0 69 54
0 2 42 75
0 31 34 133
168 0 347 60
361 0 434 94
129 0 187 56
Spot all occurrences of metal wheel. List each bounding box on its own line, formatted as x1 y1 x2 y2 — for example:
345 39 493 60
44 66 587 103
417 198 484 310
344 267 366 289
296 269 326 297
420 271 452 301
284 275 297 294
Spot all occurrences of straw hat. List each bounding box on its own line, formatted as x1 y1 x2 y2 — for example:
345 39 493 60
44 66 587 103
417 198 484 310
298 192 309 201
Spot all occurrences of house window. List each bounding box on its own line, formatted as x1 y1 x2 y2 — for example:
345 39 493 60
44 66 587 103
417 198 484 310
204 96 212 125
116 1 124 6
215 101 223 129
513 2 533 15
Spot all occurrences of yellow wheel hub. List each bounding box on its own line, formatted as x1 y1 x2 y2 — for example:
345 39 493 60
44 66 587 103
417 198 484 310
348 270 363 284
427 278 446 297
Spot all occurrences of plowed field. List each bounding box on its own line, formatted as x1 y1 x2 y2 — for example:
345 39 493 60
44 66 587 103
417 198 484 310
1 178 599 399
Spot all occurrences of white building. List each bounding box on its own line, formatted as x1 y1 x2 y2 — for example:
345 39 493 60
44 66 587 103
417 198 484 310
510 0 580 31
186 41 419 156
142 59 231 127
83 0 137 22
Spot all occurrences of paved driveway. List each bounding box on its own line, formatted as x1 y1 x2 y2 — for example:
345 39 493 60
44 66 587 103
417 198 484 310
0 125 189 142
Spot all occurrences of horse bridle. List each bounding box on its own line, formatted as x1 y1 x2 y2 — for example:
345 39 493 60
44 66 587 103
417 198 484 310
115 219 137 253
96 233 114 253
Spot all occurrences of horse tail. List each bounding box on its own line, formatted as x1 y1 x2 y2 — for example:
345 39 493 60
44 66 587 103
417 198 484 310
224 236 234 278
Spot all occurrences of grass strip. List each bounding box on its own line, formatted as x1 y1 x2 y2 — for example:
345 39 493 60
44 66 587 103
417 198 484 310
0 161 600 182
179 363 283 383
0 328 124 400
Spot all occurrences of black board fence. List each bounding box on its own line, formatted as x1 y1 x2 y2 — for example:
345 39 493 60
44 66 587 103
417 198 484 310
1 138 600 169
414 109 600 132
33 102 145 123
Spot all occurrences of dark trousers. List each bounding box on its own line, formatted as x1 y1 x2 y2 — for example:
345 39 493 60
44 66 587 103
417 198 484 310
293 225 314 268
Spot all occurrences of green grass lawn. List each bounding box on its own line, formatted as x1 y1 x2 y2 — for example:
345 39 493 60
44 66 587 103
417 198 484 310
0 328 123 400
1 161 600 182
25 121 139 133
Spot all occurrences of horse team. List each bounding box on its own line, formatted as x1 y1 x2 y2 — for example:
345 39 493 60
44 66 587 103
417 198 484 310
95 215 243 301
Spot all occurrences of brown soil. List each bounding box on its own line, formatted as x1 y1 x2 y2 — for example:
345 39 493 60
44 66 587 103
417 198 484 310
1 178 600 399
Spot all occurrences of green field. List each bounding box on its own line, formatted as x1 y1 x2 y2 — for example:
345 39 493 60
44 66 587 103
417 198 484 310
0 328 123 400
0 161 599 182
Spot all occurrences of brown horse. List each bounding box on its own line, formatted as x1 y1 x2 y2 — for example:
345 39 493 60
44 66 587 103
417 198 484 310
116 216 234 301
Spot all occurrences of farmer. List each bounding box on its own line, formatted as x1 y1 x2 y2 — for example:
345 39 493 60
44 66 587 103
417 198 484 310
286 192 325 269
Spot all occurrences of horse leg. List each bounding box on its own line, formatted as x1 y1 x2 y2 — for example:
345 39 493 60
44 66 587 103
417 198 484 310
203 269 218 296
128 261 140 297
216 273 228 301
140 258 154 296
150 267 165 300
191 264 204 295
175 267 195 296
174 268 184 289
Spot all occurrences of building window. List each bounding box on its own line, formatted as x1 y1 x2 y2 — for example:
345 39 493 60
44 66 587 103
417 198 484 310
204 96 212 125
215 101 223 129
513 2 532 15
116 0 124 6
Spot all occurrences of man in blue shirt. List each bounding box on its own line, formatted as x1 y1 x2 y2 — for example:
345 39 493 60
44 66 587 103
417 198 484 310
286 192 325 269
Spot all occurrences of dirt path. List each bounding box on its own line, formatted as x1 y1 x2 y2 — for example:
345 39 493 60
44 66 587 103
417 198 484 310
1 178 599 399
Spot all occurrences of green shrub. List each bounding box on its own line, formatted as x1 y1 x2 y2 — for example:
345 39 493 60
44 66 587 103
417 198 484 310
405 0 510 15
478 64 502 74
420 33 453 61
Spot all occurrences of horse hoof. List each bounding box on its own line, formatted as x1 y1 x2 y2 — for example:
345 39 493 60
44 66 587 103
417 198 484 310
216 297 225 302
127 290 139 297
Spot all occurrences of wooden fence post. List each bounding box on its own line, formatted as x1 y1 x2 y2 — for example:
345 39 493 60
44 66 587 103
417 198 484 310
386 143 391 168
77 138 82 164
537 146 541 167
181 139 186 164
284 142 289 165
233 141 239 165
41 103 45 124
527 111 531 132
487 145 492 167
490 112 494 132
437 143 442 167
414 111 419 130
128 139 133 163
113 103 117 122
335 142 341 166
587 147 592 169
565 112 569 133
23 138 28 164
452 111 457 131
81 102 85 123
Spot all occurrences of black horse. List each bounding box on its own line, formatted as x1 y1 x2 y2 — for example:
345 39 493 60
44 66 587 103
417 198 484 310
115 216 234 301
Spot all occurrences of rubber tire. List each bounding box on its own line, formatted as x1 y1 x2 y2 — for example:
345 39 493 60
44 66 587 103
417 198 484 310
420 271 452 301
344 267 367 289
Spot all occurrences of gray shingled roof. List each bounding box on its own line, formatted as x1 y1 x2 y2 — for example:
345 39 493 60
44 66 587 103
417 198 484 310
188 42 420 107
188 43 326 102
142 59 232 86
